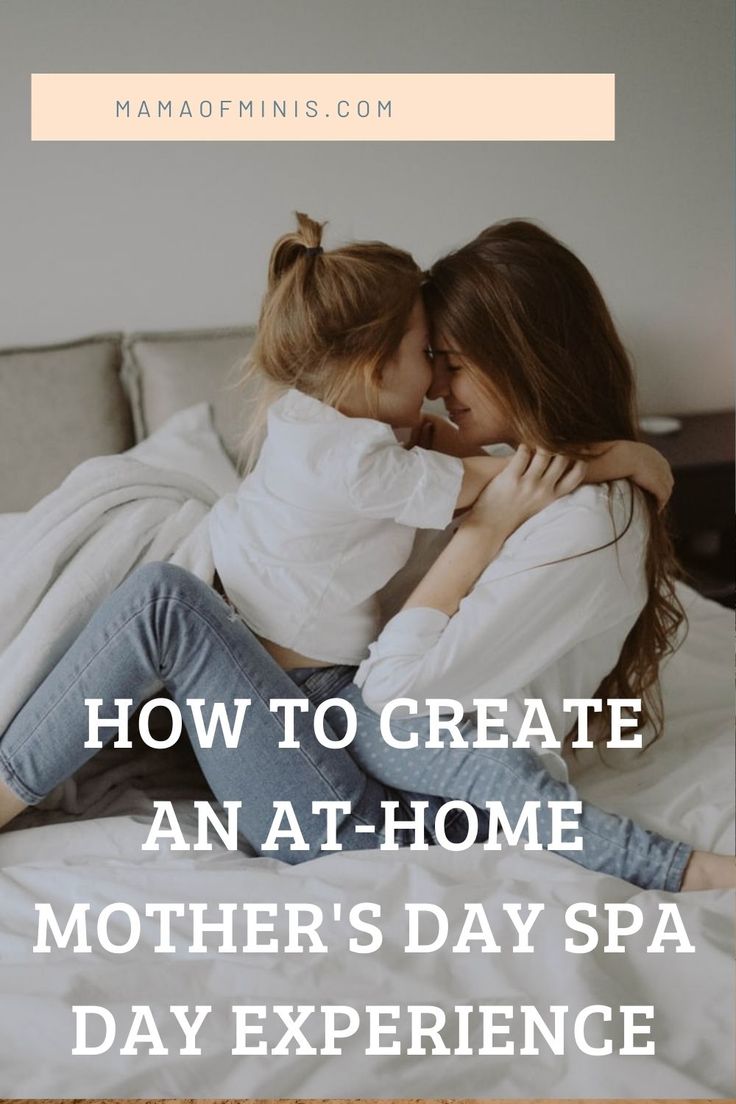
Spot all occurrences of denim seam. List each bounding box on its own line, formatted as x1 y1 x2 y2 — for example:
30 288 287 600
662 840 693 892
0 750 45 804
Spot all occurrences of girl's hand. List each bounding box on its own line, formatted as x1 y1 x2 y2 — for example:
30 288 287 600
584 440 673 511
464 445 587 535
406 418 435 451
625 442 674 510
406 413 480 458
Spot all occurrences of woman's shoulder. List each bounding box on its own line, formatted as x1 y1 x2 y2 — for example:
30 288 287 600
527 479 644 536
496 480 648 571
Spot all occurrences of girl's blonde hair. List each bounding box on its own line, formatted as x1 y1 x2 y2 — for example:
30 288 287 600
240 212 422 469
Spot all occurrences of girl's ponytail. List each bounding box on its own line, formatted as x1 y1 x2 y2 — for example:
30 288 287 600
267 212 325 289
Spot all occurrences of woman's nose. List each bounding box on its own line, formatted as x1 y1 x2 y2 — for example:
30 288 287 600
427 359 450 400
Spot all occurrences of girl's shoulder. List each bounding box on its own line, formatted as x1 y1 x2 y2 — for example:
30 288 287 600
269 388 398 448
262 388 405 496
269 388 335 424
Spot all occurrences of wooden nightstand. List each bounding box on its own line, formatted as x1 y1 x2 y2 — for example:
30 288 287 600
640 410 735 606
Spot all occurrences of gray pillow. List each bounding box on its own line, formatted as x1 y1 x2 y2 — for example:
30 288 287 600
121 325 257 460
0 333 132 511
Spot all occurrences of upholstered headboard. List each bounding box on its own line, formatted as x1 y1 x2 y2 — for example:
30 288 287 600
0 325 256 513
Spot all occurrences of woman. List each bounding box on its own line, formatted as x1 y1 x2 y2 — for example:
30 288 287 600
346 220 688 784
0 221 732 892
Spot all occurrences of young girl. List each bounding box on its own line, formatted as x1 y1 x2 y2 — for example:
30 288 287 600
209 213 671 672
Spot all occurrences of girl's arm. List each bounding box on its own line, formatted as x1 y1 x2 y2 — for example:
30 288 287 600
417 412 481 457
406 447 586 616
584 440 673 509
456 455 509 508
409 413 508 510
419 415 673 509
356 478 640 713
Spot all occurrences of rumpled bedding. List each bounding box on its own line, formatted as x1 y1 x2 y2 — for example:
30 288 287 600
0 404 238 743
0 408 733 1097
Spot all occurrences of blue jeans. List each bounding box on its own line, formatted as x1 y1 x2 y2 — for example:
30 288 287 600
323 681 691 891
0 564 399 861
0 563 691 889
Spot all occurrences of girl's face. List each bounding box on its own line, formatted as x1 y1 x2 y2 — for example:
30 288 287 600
376 297 433 428
427 340 516 447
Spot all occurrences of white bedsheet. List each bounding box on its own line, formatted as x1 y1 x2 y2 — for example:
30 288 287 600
0 412 733 1097
0 587 732 1098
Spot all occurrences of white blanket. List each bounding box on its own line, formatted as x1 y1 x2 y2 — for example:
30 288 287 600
0 405 239 740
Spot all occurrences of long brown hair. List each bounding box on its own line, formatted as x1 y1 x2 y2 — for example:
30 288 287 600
424 219 685 746
240 212 422 468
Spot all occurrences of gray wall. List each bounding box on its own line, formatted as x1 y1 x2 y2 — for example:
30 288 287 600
0 0 733 415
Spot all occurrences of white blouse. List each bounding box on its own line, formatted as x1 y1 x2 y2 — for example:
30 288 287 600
209 389 463 664
355 481 649 763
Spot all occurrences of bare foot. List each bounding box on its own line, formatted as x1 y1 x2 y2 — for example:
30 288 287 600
0 779 28 830
681 850 736 891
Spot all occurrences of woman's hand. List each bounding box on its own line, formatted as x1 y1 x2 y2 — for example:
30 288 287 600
463 445 587 536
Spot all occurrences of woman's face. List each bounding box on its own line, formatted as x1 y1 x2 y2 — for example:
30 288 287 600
428 340 516 447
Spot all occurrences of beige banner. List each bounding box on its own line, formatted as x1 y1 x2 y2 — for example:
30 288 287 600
31 73 615 141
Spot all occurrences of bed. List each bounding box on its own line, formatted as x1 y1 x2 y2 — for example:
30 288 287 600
0 329 733 1099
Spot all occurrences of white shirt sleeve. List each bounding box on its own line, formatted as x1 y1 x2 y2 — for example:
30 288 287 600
342 430 464 530
355 485 647 711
